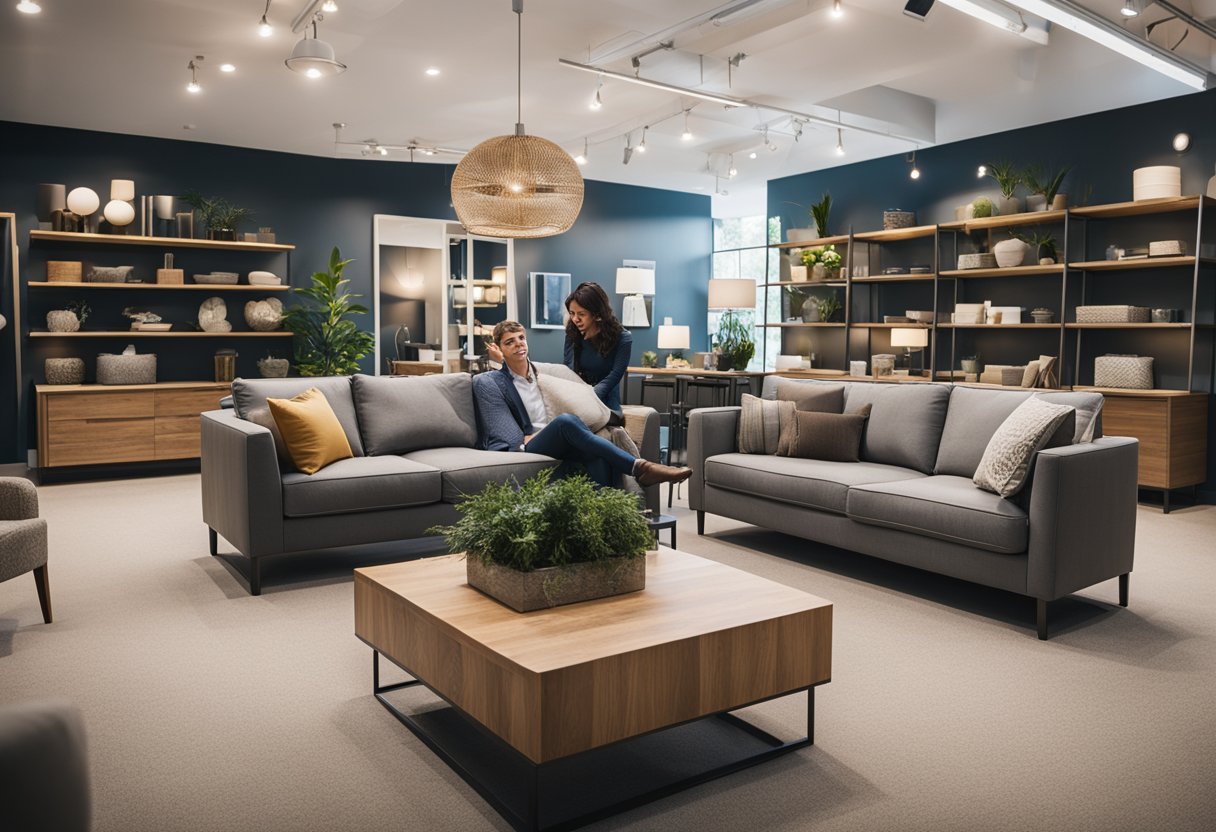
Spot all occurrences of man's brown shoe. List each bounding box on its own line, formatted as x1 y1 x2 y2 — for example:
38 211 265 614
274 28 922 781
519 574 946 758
633 459 692 487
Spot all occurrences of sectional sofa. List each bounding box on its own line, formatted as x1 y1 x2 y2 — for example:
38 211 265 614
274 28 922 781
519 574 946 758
201 370 660 594
687 379 1139 639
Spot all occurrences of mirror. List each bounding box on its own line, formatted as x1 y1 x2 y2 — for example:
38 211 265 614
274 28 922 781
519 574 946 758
373 215 514 375
530 272 570 330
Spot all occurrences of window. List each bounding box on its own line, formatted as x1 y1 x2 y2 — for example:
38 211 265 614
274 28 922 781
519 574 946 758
710 215 777 370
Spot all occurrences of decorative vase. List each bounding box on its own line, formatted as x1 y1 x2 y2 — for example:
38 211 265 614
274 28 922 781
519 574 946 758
1025 195 1048 213
995 195 1022 215
466 555 645 612
961 359 980 375
993 238 1030 268
1051 194 1068 210
45 357 85 384
46 310 81 332
790 265 808 283
801 297 821 323
716 353 733 371
811 263 827 282
207 228 237 242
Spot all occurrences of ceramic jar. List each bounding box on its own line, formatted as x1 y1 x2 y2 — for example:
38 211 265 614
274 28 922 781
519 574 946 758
993 237 1030 268
46 310 81 332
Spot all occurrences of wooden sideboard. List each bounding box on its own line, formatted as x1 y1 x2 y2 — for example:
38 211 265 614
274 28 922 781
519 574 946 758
36 382 230 468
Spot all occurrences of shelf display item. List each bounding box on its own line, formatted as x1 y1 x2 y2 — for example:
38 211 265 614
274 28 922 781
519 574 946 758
86 265 134 283
1151 308 1181 323
45 357 85 385
97 348 157 385
156 253 184 285
953 303 986 324
992 237 1029 268
36 184 66 229
257 355 289 378
244 298 284 331
198 297 232 333
988 306 1022 325
957 252 997 270
1075 305 1150 323
103 199 135 232
247 270 282 286
46 310 82 332
883 209 915 230
123 308 170 331
47 261 82 282
871 354 895 377
66 187 100 232
1094 355 1153 389
774 354 802 370
1148 240 1185 257
1132 166 1181 201
1031 308 1054 324
193 272 240 285
850 360 866 377
214 349 237 383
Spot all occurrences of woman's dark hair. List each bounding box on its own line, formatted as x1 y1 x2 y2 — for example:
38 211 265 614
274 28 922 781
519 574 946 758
564 281 623 357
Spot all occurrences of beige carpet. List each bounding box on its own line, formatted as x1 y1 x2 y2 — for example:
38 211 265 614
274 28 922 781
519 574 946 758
2 472 1215 832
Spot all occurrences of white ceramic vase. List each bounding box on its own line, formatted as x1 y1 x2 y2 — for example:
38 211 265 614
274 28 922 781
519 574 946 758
993 238 1030 268
790 265 808 283
995 195 1022 215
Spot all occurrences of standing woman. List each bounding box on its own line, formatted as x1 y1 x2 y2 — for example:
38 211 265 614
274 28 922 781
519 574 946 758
564 281 632 412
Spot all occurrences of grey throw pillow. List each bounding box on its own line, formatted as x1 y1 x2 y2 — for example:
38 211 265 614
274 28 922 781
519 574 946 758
536 373 612 432
974 398 1075 498
776 380 844 413
738 394 797 456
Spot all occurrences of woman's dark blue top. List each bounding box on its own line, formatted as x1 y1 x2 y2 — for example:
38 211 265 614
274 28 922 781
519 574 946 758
564 329 632 412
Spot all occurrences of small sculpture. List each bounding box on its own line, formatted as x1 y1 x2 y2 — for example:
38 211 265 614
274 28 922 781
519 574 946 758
123 307 161 324
257 355 289 378
198 297 232 333
244 297 284 331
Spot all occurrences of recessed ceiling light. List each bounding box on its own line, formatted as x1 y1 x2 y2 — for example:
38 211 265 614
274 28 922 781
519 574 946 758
306 67 322 79
183 124 196 130
220 63 236 73
1172 132 1190 152
748 151 757 159
425 67 441 76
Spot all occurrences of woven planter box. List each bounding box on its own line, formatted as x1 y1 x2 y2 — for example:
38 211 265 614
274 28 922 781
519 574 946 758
466 555 645 612
1076 305 1150 323
96 353 156 385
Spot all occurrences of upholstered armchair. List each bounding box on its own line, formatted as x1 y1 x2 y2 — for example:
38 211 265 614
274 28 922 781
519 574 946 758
0 477 51 623
0 700 91 831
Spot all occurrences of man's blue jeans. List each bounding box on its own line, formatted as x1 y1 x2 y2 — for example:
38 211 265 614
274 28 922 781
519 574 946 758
525 413 635 488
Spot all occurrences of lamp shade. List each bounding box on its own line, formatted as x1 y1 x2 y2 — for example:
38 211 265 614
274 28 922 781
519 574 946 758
66 187 99 217
451 133 584 238
707 278 755 309
615 267 655 296
36 184 66 221
657 317 690 350
890 327 929 348
110 179 135 201
285 34 347 77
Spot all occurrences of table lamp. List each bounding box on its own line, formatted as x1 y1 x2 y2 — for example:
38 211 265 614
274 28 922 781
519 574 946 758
616 267 655 327
707 278 754 349
657 316 690 366
890 327 929 377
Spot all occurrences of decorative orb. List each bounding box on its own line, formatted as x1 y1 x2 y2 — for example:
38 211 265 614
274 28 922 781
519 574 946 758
66 187 100 217
103 199 135 227
451 133 583 238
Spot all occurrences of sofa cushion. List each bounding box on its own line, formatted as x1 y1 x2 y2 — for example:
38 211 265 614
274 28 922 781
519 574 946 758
841 382 950 474
738 394 797 456
790 404 872 462
847 475 1029 554
266 387 354 475
776 380 845 413
352 373 478 455
973 398 1075 498
231 376 363 456
705 452 923 515
281 456 442 518
402 447 558 503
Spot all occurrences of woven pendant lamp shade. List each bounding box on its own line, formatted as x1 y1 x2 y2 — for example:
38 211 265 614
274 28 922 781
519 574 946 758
452 132 584 238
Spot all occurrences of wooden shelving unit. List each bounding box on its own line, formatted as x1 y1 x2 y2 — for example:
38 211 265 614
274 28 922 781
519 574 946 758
30 330 292 338
28 281 291 291
1068 256 1203 271
1065 322 1192 330
852 225 937 243
761 322 847 328
772 234 849 250
851 322 932 329
939 209 1066 233
851 273 936 283
939 264 1065 279
1068 195 1211 218
29 230 295 252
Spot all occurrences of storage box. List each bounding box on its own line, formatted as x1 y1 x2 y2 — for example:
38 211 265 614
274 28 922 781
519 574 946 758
1094 355 1153 389
1132 166 1181 201
1148 240 1186 257
47 261 82 282
156 268 184 285
96 353 156 385
1076 305 1150 323
988 306 1022 324
953 303 986 324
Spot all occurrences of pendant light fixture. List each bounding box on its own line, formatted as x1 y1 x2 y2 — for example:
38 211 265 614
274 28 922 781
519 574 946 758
450 0 584 238
286 13 346 79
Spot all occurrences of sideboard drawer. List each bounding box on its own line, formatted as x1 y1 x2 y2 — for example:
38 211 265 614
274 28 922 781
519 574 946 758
46 392 154 422
156 387 228 417
44 418 156 467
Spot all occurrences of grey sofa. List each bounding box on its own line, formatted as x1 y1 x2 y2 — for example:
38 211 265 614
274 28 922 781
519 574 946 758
201 372 660 595
687 379 1139 639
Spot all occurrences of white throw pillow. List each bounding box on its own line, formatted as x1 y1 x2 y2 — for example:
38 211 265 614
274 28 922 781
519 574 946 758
534 362 584 384
974 398 1075 498
536 373 612 432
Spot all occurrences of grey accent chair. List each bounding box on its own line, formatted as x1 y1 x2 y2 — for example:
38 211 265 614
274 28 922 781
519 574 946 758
0 477 51 624
0 700 91 831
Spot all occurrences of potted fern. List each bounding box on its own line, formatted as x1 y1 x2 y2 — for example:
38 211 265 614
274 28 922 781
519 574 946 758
429 471 653 612
283 246 376 376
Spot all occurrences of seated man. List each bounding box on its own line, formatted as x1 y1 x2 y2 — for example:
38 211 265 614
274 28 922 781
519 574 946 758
473 320 691 489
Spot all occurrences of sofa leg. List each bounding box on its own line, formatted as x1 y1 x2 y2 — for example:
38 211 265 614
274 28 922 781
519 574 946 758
209 527 218 556
249 558 262 596
33 565 52 624
1119 573 1129 607
697 510 705 536
1036 599 1048 641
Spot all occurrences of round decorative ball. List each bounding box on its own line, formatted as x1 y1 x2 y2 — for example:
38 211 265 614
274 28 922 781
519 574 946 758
66 187 100 217
103 199 135 227
45 357 86 385
198 297 232 333
244 297 284 331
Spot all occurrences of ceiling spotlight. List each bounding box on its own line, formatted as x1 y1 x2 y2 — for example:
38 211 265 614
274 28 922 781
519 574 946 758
835 128 845 156
378 146 388 156
832 0 843 18
623 135 634 165
1120 0 1139 17
258 0 272 36
637 126 648 153
220 63 236 73
16 1 41 13
681 109 693 141
908 151 920 180
322 0 338 11
286 18 346 78
1173 132 1190 152
977 164 987 177
574 138 588 166
425 67 440 76
793 120 804 142
590 78 603 110
728 155 738 178
748 151 757 159
186 57 203 94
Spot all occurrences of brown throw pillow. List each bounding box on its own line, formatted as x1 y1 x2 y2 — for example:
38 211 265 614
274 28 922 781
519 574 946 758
266 387 354 475
788 403 873 462
775 380 845 413
738 394 797 456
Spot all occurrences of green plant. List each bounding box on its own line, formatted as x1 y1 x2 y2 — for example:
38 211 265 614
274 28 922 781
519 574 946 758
800 245 842 270
971 197 994 218
1023 164 1071 202
816 294 841 323
984 161 1021 198
64 299 90 324
716 309 755 370
810 192 832 237
428 470 652 572
179 191 254 233
283 246 376 376
1017 229 1057 260
641 350 658 368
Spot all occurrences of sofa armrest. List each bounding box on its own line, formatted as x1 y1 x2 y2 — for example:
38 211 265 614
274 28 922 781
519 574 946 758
686 406 741 511
621 404 661 515
1026 436 1138 601
0 477 38 521
200 410 285 558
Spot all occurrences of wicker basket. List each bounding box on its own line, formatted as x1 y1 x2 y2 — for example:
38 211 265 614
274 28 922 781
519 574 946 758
957 253 997 270
96 353 157 385
1076 305 1150 323
47 261 82 282
1094 355 1153 389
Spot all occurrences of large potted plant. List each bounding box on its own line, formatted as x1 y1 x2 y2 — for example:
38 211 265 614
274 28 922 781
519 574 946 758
715 310 755 371
283 246 376 376
430 470 653 612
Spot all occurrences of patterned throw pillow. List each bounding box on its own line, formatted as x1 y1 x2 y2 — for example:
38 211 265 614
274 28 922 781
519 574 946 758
738 394 797 456
974 398 1075 498
536 373 612 432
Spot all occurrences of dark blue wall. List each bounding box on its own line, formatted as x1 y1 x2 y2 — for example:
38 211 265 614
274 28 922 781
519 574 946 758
0 121 711 464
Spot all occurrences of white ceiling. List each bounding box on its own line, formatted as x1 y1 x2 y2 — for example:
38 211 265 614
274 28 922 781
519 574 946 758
2 0 1211 216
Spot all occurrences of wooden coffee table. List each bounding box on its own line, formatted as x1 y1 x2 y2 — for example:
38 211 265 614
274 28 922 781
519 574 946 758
354 549 832 831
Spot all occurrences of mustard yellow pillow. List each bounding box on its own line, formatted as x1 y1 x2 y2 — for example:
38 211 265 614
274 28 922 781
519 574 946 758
266 387 353 475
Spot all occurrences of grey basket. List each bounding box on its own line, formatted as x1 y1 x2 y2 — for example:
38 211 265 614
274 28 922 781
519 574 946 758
1094 355 1153 389
1076 305 1150 323
96 353 157 385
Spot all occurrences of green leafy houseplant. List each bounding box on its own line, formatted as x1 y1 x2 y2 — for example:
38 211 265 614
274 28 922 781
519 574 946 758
180 191 254 240
715 310 755 370
816 294 841 323
810 192 832 237
641 350 658 368
283 246 376 376
971 197 994 218
1023 164 1071 205
1018 230 1058 262
984 161 1021 199
801 245 842 274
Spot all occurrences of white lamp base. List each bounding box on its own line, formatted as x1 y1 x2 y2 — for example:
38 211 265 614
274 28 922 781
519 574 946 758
621 294 649 327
